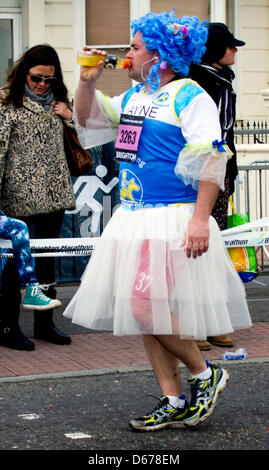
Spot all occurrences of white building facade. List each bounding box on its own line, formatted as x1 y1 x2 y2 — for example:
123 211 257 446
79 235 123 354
1 0 269 121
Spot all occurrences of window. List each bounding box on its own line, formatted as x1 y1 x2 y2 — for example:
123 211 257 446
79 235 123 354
150 0 210 21
85 0 132 96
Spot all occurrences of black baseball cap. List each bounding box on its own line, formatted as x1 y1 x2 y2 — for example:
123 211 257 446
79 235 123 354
202 22 245 63
208 23 245 47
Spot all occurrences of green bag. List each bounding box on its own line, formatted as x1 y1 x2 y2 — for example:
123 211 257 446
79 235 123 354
227 200 258 283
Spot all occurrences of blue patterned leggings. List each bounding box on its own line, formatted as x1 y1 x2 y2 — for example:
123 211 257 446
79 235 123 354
0 212 37 287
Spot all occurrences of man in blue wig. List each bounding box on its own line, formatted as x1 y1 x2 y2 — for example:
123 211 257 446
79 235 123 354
64 11 251 431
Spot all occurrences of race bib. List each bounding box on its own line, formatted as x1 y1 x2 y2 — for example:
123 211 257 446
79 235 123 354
115 114 144 162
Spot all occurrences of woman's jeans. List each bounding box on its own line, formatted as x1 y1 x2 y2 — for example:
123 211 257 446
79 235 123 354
0 210 65 327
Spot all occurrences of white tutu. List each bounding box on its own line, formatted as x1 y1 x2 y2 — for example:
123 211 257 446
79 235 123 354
63 204 252 339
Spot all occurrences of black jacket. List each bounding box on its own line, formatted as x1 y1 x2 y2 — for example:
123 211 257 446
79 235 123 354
189 63 238 195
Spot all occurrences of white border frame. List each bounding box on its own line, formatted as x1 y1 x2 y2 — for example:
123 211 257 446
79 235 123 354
210 0 226 22
74 0 86 91
0 11 22 62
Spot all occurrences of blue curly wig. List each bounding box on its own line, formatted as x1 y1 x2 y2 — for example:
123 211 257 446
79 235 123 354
131 10 208 93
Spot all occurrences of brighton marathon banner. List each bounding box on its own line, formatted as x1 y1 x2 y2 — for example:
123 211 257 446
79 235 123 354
0 217 269 258
0 237 97 258
222 216 269 248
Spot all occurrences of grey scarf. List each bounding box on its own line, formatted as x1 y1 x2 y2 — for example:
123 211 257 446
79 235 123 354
24 83 54 110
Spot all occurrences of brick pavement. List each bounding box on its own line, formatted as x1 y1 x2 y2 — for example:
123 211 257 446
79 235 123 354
0 322 268 380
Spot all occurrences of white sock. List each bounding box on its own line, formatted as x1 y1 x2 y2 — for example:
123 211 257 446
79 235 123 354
192 365 212 381
166 394 186 409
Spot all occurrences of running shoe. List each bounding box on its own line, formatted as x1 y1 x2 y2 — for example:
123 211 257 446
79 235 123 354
22 283 61 310
129 396 189 431
184 363 229 426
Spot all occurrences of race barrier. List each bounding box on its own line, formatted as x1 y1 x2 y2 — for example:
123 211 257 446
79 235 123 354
0 237 96 258
0 217 269 258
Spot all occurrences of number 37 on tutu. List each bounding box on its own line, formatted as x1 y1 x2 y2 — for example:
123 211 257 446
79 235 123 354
134 272 152 294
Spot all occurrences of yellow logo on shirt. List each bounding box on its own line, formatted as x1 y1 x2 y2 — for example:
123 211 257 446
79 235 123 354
156 91 169 103
120 170 142 202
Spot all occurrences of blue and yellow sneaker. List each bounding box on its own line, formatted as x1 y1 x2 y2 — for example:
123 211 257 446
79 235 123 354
184 363 229 426
129 396 189 432
22 283 61 311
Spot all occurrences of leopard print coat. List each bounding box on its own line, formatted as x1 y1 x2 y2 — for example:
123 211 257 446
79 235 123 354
0 90 76 218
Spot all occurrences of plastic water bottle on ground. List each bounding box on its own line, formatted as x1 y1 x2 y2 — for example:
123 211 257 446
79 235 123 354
222 348 247 360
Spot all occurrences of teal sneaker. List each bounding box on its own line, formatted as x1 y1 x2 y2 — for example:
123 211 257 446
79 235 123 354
22 283 61 311
129 396 189 432
184 363 229 427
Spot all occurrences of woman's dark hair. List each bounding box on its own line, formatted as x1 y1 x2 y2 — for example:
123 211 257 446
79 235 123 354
2 44 70 107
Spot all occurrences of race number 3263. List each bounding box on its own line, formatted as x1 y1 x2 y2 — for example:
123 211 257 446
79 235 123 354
116 124 141 150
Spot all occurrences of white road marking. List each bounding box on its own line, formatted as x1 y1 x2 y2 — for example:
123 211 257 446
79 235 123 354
64 432 92 439
18 413 40 420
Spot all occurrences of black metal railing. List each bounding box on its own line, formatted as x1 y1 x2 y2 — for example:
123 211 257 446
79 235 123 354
234 120 269 144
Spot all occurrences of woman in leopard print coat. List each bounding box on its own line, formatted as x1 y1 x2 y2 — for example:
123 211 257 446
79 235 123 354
0 89 75 217
0 45 76 351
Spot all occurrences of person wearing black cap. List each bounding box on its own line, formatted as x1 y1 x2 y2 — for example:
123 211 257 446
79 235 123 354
190 22 246 351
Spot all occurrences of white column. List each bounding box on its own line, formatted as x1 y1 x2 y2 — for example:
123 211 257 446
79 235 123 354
74 0 86 89
130 0 150 24
129 0 150 87
27 0 45 46
74 0 86 49
210 0 226 22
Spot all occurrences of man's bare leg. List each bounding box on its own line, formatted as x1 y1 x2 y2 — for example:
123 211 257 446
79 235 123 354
143 334 207 396
129 333 229 431
143 335 181 396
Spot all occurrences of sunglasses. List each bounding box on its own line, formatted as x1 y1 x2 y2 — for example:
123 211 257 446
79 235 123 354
28 73 56 84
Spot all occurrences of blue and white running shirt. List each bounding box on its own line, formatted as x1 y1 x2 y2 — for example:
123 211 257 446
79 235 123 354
96 78 222 209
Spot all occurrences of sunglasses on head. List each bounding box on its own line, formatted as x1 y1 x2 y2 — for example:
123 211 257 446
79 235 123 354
28 73 56 84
